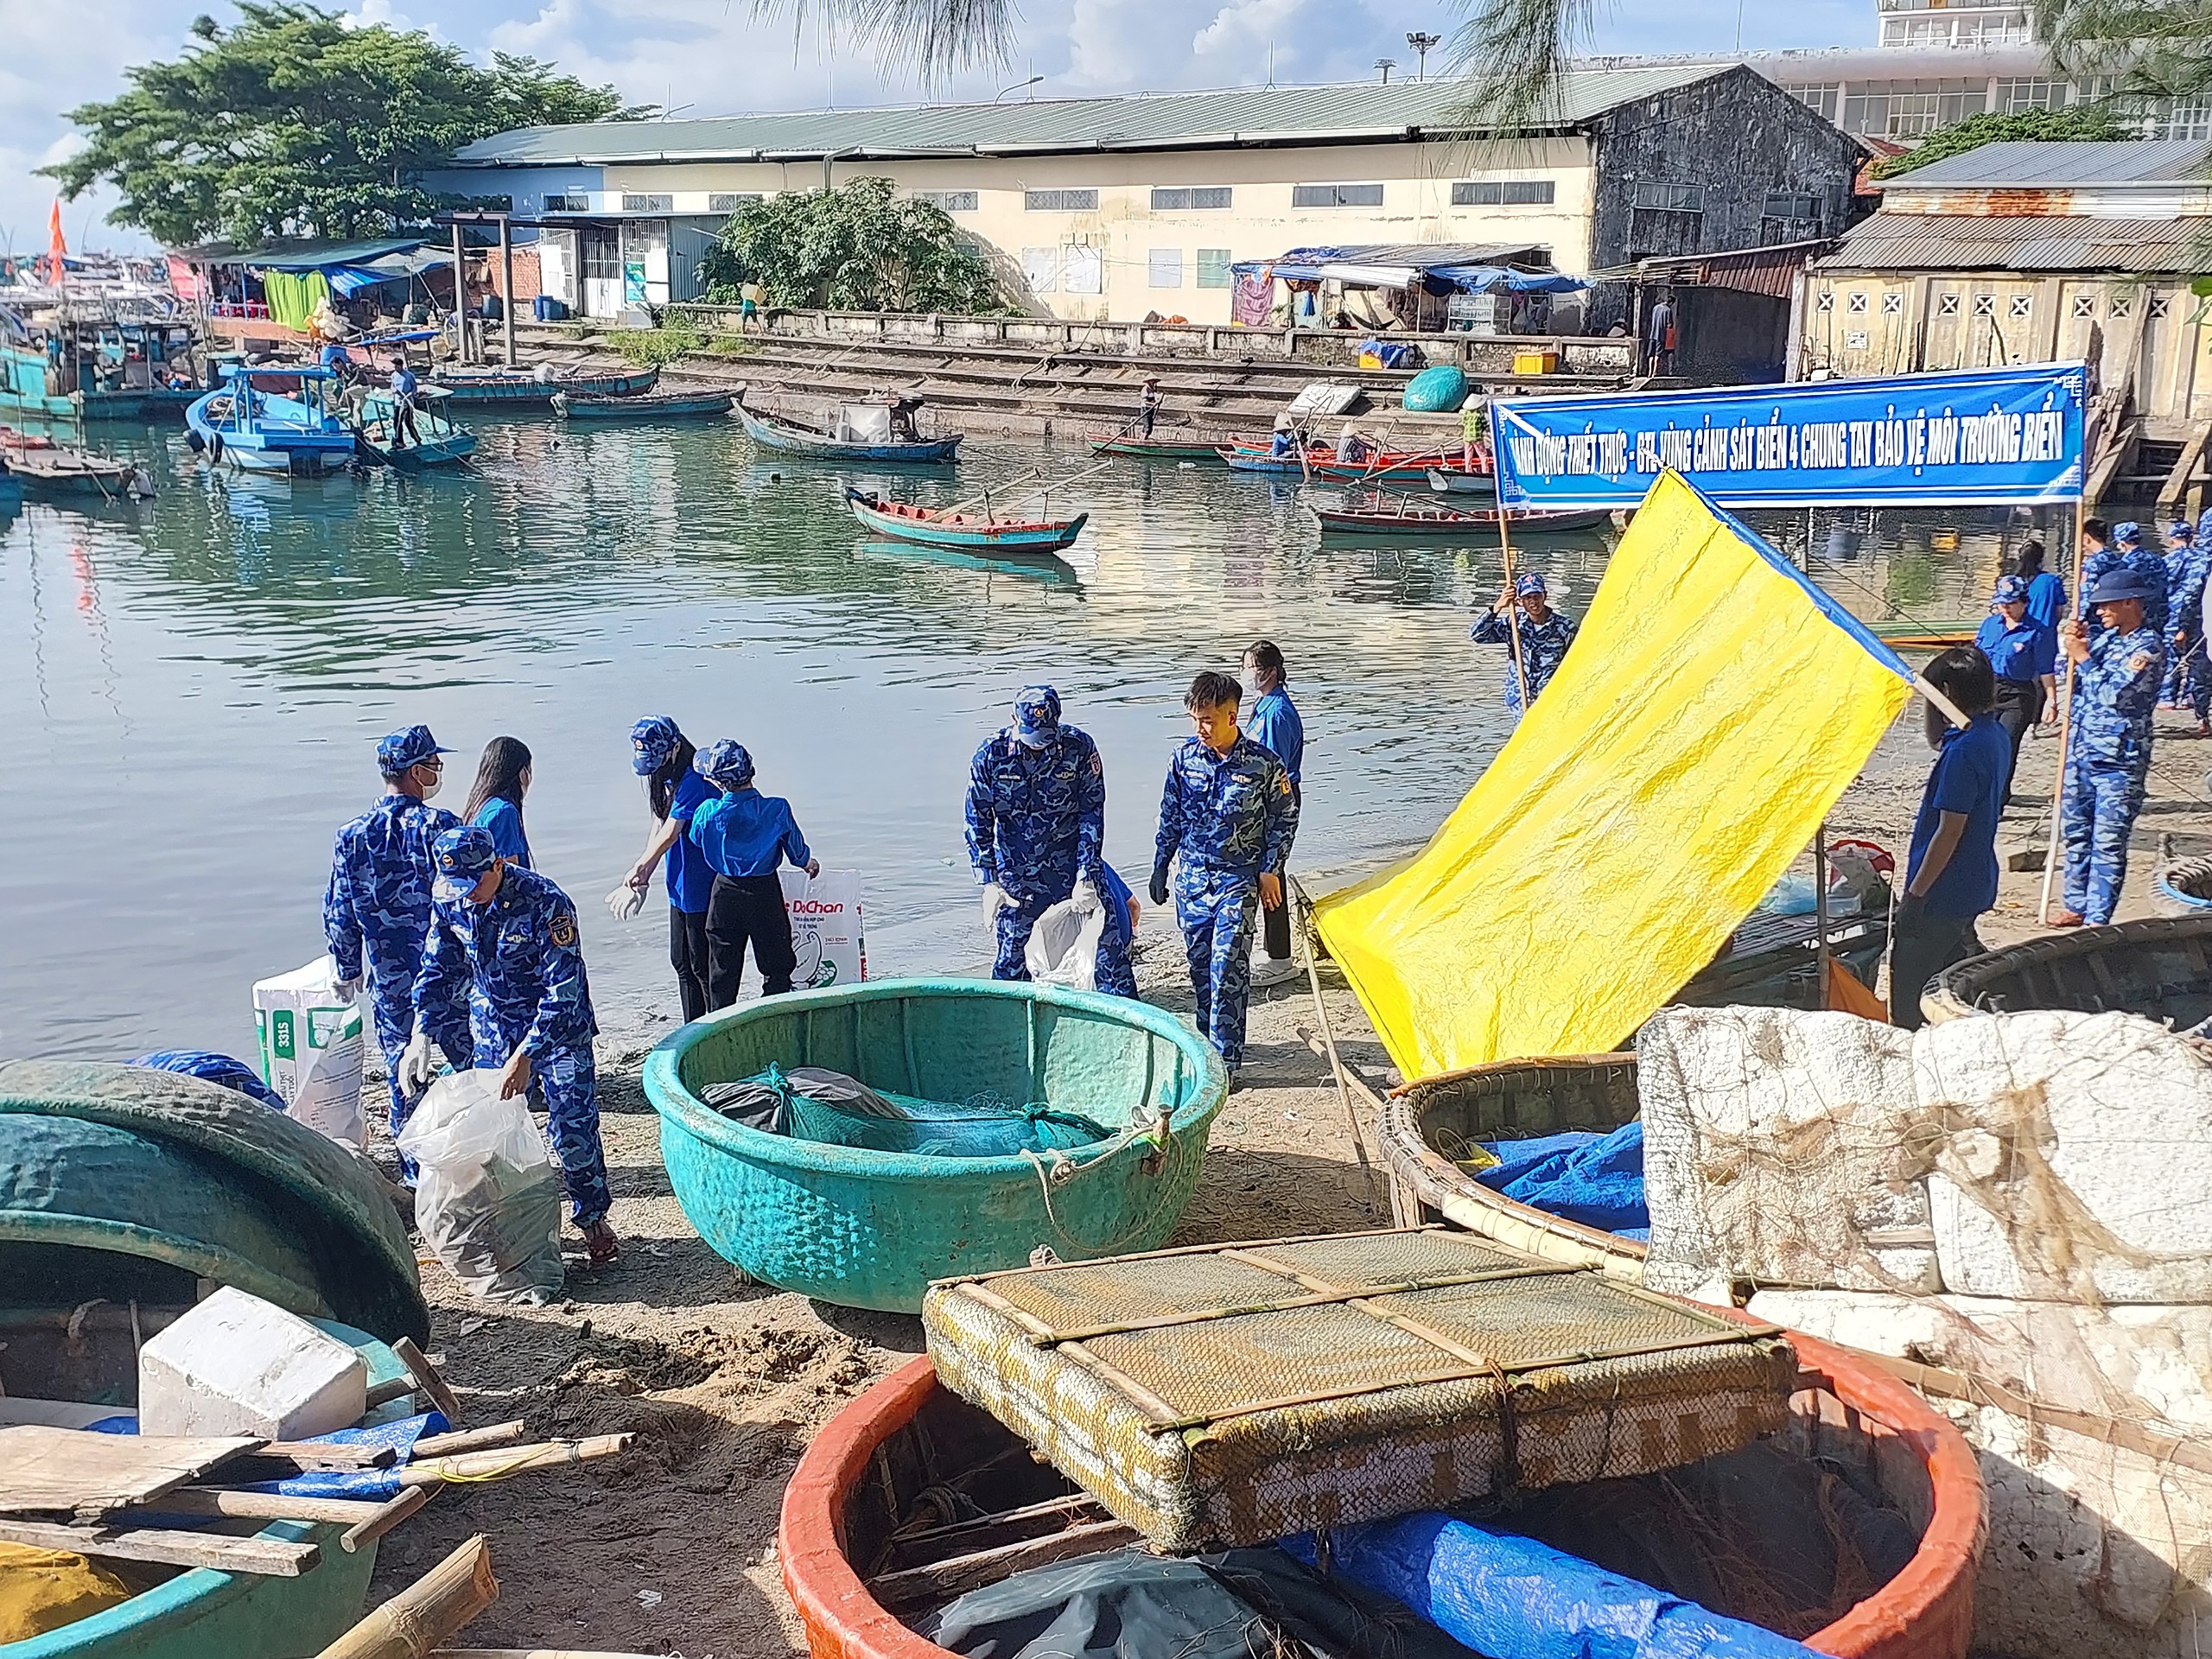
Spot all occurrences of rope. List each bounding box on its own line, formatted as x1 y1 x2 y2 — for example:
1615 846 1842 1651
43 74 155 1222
1018 1108 1179 1255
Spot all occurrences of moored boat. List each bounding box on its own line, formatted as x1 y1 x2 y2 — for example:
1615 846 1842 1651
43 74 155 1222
739 396 962 463
845 488 1087 555
1310 499 1611 537
0 429 151 499
552 386 735 421
1427 464 1497 497
1088 433 1230 461
641 978 1226 1312
1923 912 2212 1029
185 365 357 476
353 388 478 472
1222 442 1459 482
423 365 658 404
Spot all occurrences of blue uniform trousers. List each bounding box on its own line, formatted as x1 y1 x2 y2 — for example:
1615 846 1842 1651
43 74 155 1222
471 1024 610 1229
370 982 472 1177
993 893 1138 997
1175 864 1259 1066
2062 753 2148 925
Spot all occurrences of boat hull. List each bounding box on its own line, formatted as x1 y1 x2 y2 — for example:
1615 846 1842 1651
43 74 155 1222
1427 467 1497 496
741 404 961 462
427 368 658 404
1089 436 1224 461
847 490 1085 553
187 387 357 476
1313 505 1611 537
79 388 199 422
555 390 734 420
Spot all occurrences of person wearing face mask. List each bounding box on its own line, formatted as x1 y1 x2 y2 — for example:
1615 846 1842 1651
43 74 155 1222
1240 641 1305 988
462 736 533 869
322 724 474 1162
619 716 719 1023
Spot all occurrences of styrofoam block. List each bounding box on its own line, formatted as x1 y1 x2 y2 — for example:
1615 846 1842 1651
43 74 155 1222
1917 1010 2212 1303
138 1286 366 1441
1638 1007 1936 1294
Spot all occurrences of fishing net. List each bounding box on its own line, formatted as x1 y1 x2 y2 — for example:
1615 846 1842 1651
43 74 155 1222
701 1064 1111 1159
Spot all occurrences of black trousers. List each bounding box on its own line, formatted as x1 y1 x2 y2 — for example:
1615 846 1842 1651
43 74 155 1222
1261 782 1301 960
670 906 711 1023
1992 677 2041 802
706 874 798 1008
1889 906 1985 1030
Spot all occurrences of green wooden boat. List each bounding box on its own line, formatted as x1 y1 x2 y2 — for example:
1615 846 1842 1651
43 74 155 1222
645 979 1228 1312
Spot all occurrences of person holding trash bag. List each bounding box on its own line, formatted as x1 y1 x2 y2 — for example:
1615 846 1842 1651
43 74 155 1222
408 826 616 1264
1153 671 1300 1084
966 685 1138 998
617 716 720 1022
1242 641 1306 988
687 741 817 1007
323 723 474 1160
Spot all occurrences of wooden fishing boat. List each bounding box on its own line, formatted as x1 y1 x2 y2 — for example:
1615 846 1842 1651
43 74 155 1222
353 389 476 472
1310 499 1611 537
0 429 149 499
1427 465 1497 497
186 366 357 476
780 1344 1982 1659
641 978 1226 1312
2155 855 2212 918
1221 442 1455 482
551 386 734 421
1923 912 2212 1030
739 398 962 463
423 365 658 404
845 488 1086 556
1087 434 1228 461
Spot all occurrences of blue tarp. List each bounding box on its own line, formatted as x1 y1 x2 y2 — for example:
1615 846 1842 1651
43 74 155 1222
1476 1122 1648 1237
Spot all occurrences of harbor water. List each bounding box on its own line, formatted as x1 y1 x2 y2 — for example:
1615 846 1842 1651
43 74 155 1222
0 415 2057 1059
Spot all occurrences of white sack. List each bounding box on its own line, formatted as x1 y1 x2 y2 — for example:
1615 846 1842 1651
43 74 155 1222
395 1069 563 1306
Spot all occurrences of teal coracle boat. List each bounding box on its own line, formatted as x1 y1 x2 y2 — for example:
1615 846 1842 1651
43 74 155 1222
644 979 1228 1312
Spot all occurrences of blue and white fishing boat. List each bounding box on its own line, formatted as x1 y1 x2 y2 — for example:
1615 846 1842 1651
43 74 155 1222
354 387 478 472
741 393 963 464
186 365 357 476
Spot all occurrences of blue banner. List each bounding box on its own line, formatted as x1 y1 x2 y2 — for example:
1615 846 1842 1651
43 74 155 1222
1491 364 2085 510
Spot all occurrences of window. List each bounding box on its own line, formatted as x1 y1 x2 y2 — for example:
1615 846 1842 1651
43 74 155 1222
1148 248 1183 289
1789 84 1840 120
1998 78 2072 113
1847 291 1869 314
1937 293 1960 316
545 194 589 213
620 194 674 213
2072 293 2097 319
2009 293 2033 319
1973 294 1996 316
1020 246 1059 293
1150 186 1232 210
2111 294 2135 318
708 193 761 213
1197 248 1232 289
2151 294 2172 318
1631 181 1703 212
1815 290 1834 313
1293 182 1383 207
1764 191 1818 220
1452 180 1557 206
1882 291 1904 315
1842 79 1988 137
1064 244 1103 295
1024 188 1097 211
2153 96 2212 140
915 190 978 212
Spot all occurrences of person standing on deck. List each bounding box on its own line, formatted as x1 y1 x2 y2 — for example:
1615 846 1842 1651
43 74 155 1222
387 354 422 448
620 717 719 1024
2055 567 2167 927
1471 574 1579 721
1242 642 1305 989
322 724 473 1169
410 827 616 1264
1891 647 2009 1028
1974 575 2056 804
1137 377 1163 440
1152 672 1299 1085
1460 399 1486 473
2162 519 2212 734
966 686 1137 998
2013 540 2066 633
688 741 817 1007
1645 294 1676 376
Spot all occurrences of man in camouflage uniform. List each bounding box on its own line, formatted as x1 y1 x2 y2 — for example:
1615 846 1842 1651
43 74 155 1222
2056 567 2166 928
2082 520 2169 637
410 826 615 1262
2161 518 2212 735
322 724 473 1155
965 685 1135 997
1152 671 1300 1080
1470 573 1578 719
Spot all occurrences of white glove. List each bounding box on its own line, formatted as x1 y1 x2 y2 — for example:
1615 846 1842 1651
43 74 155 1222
980 882 1012 927
1071 877 1102 914
332 976 363 1001
605 882 646 921
398 1021 437 1096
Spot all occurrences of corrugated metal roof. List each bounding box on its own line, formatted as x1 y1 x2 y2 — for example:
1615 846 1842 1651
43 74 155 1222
453 67 1731 167
1885 139 2212 188
1817 213 2211 272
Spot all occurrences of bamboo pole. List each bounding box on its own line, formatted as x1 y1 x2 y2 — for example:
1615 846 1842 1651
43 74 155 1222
396 1433 632 1487
411 1421 526 1459
1291 877 1379 1214
343 1485 432 1554
317 1535 498 1659
2038 500 2088 923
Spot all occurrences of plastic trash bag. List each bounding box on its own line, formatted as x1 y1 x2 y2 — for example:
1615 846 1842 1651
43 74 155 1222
1026 889 1107 992
394 1070 564 1306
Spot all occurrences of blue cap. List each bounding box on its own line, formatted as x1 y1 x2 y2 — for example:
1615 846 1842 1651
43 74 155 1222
2113 520 2141 547
694 739 754 789
1013 685 1061 748
2088 566 2159 605
1993 574 2029 604
2173 521 2196 543
377 724 451 775
631 715 682 776
432 825 499 900
1516 572 1548 597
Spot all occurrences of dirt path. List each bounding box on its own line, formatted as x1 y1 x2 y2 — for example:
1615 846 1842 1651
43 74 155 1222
364 704 2212 1655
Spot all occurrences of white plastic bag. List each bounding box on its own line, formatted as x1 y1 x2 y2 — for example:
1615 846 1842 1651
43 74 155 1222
1025 892 1107 992
252 955 365 1149
394 1069 564 1306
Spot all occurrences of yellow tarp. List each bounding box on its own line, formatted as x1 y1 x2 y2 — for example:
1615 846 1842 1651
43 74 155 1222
0 1542 129 1641
1314 469 1916 1080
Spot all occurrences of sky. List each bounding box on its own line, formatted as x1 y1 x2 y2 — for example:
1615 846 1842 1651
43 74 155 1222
0 0 1872 254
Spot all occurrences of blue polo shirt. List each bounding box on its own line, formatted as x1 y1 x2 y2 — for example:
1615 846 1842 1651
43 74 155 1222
664 770 718 914
472 798 531 868
1243 688 1306 786
2024 571 2065 632
1906 711 2009 918
1974 613 2056 684
689 785 811 879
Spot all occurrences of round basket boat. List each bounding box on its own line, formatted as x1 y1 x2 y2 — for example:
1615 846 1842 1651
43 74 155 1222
643 978 1228 1313
1923 913 2212 1031
781 1344 1983 1659
2153 856 2212 918
1380 1053 1650 1279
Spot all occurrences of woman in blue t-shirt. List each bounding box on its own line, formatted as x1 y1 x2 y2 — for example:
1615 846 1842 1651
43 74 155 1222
621 716 720 1022
462 736 533 868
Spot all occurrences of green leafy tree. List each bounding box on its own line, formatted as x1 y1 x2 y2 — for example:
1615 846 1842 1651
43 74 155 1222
2036 0 2212 112
1871 105 2128 177
41 3 648 248
698 176 1000 311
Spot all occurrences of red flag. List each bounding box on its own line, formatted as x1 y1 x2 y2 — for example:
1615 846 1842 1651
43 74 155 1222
42 201 67 285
